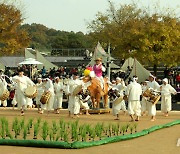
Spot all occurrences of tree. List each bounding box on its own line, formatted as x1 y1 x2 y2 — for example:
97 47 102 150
88 1 180 74
0 1 29 56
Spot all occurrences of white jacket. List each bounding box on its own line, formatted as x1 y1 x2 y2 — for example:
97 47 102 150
54 81 64 96
126 81 142 101
147 80 160 91
12 75 34 93
161 84 176 97
43 79 54 94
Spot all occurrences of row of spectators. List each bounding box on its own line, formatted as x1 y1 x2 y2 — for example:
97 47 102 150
164 67 180 86
3 63 180 86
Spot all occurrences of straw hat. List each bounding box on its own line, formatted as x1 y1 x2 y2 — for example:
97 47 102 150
95 58 102 61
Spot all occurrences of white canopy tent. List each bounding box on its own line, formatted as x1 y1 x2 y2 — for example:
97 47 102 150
19 58 43 78
19 58 42 65
25 48 58 70
120 57 134 72
124 58 150 83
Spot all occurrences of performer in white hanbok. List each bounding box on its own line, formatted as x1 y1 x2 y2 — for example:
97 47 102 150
78 90 91 115
12 69 34 115
35 78 44 112
63 75 71 97
0 70 8 108
160 78 177 117
112 77 126 120
54 77 64 114
125 76 142 122
67 73 84 118
10 81 18 109
26 97 33 109
147 74 160 121
141 80 149 116
40 78 54 114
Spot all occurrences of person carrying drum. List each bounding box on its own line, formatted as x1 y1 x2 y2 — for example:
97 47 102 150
67 72 84 118
35 78 44 113
147 74 160 121
112 77 127 120
78 90 91 115
40 77 54 114
125 76 142 122
160 78 177 117
0 69 8 109
12 68 35 116
53 76 64 114
141 80 150 116
93 58 106 90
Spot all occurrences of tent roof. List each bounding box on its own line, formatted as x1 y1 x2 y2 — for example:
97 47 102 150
0 57 24 67
0 60 5 70
120 57 134 71
127 58 150 83
88 42 120 69
25 48 58 70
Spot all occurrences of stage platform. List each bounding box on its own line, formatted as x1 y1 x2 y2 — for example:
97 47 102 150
82 108 111 114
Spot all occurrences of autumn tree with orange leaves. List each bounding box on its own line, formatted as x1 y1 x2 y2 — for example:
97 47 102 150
0 1 29 56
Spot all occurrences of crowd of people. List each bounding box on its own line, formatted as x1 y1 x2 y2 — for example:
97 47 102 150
0 58 179 122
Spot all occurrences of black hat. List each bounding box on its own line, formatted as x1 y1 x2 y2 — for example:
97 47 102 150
18 68 24 73
73 72 78 76
0 69 4 73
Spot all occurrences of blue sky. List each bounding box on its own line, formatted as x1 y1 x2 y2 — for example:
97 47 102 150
22 0 180 33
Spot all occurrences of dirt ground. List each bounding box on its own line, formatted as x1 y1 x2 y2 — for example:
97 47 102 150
0 108 179 154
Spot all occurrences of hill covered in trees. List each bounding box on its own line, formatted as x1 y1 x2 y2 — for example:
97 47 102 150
20 23 94 52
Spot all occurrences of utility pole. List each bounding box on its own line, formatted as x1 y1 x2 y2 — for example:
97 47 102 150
107 42 111 80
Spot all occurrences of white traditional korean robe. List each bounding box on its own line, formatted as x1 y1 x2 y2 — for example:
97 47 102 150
54 81 64 109
161 84 176 112
0 76 8 107
112 82 126 116
147 80 160 116
12 75 34 109
67 78 83 115
141 84 149 113
36 82 44 105
126 81 142 116
41 79 54 111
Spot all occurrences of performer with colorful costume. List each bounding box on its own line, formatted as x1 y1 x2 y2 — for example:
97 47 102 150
93 58 106 90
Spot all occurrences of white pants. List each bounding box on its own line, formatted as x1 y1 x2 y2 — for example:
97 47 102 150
120 100 127 112
141 97 156 116
11 93 17 106
0 100 7 107
80 100 89 110
26 97 33 107
54 95 63 109
68 95 80 115
41 94 54 111
148 103 156 116
36 94 42 105
16 90 27 109
141 97 149 112
128 100 141 116
161 95 172 113
112 100 126 116
96 76 104 89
